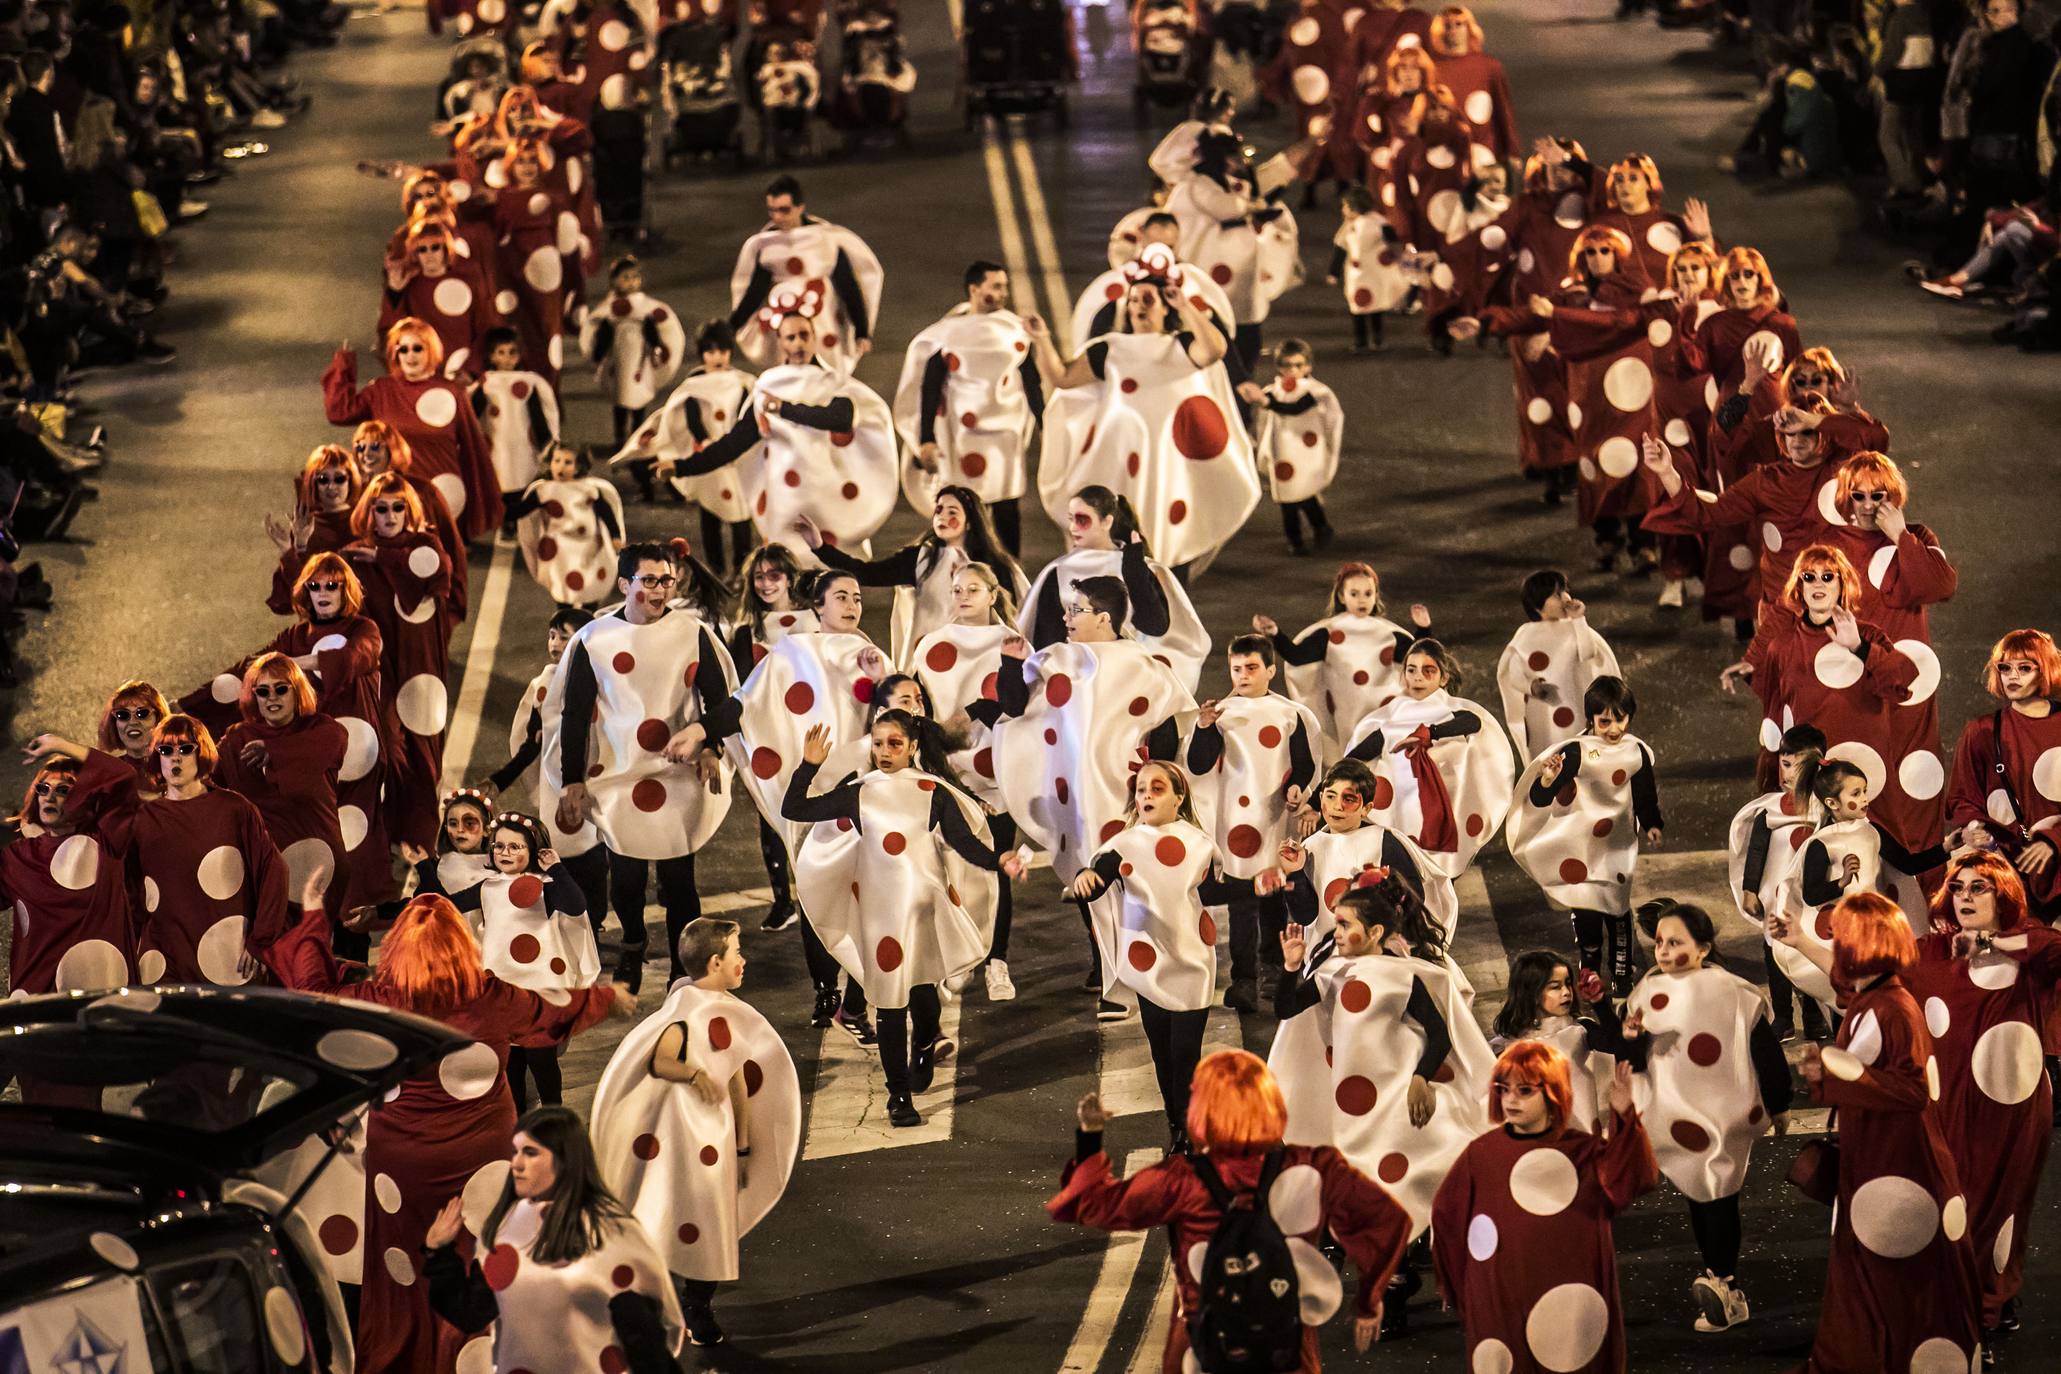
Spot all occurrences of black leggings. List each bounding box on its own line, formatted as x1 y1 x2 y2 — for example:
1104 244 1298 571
1592 516 1655 553
990 497 1021 557
757 819 794 917
989 813 1017 962
1076 896 1101 982
507 1043 562 1112
1762 940 1796 1023
1139 997 1210 1131
1351 310 1385 348
698 508 757 575
562 845 611 942
608 851 701 990
1687 1193 1743 1277
1278 498 1331 549
876 984 942 1094
677 1276 718 1310
1570 908 1634 987
1228 891 1288 982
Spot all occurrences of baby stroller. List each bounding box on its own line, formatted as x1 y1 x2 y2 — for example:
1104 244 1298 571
1133 0 1203 121
835 3 915 149
661 17 746 166
748 26 821 163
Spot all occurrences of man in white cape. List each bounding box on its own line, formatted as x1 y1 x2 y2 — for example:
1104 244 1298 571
727 174 882 377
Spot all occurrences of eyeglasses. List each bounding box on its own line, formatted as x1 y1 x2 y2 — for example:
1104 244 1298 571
394 344 428 356
252 682 294 700
631 573 677 590
1582 247 1615 258
490 840 529 853
112 707 157 724
34 781 73 798
412 246 444 257
314 471 351 486
1949 879 1995 896
1789 373 1829 389
309 579 344 593
352 442 382 454
1063 602 1103 618
1847 489 1890 504
1797 571 1839 585
155 742 198 758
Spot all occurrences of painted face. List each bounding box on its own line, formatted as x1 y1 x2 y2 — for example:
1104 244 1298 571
1539 965 1574 1018
775 314 815 365
1226 651 1273 698
1607 168 1650 213
710 931 746 987
489 825 532 875
1581 244 1618 278
354 437 391 477
487 342 522 371
1830 775 1870 821
1590 707 1630 746
970 270 1009 311
752 563 792 610
1996 656 2041 702
392 335 434 382
1496 1077 1552 1132
111 700 160 756
413 241 448 275
1333 910 1378 958
444 805 486 853
931 493 967 543
1402 651 1446 700
546 623 572 662
252 673 299 727
612 266 643 297
1726 267 1761 308
700 346 732 371
816 576 862 632
766 193 802 230
870 722 913 772
312 466 353 513
1125 283 1169 334
952 568 997 623
1133 764 1182 826
1318 779 1365 830
509 1131 558 1199
1275 353 1311 385
1338 575 1379 616
1777 422 1823 468
1946 871 2000 932
1672 257 1711 298
620 561 677 620
1067 498 1115 551
547 447 579 481
1652 915 1709 974
1795 563 1842 616
156 738 200 789
370 495 411 540
33 772 73 828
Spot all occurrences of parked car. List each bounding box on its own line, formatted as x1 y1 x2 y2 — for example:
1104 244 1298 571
0 986 466 1374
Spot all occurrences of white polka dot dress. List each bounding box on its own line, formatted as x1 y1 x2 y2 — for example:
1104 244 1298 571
474 869 600 995
474 369 559 495
726 631 885 861
1493 617 1621 761
1334 211 1412 316
1186 693 1324 880
892 307 1038 508
1507 733 1652 917
579 290 685 411
1160 172 1300 327
1345 689 1517 879
1085 820 1220 1012
1256 376 1344 506
1297 823 1458 945
1019 547 1211 692
621 368 756 523
1726 789 1813 928
912 620 1013 808
1281 611 1411 747
732 361 900 558
514 660 602 860
728 220 884 378
1067 256 1236 354
1625 965 1773 1203
514 476 624 607
466 1201 684 1373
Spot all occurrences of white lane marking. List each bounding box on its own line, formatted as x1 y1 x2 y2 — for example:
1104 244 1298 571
982 121 1040 316
1007 126 1074 326
1057 1149 1161 1374
439 543 516 780
1124 1261 1177 1374
801 996 963 1159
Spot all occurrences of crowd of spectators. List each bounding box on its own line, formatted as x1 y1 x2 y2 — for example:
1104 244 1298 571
0 0 338 685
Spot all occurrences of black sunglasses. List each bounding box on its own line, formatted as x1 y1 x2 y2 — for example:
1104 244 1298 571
155 741 198 758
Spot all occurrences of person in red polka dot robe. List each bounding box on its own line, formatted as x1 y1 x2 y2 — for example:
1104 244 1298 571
377 222 501 380
213 654 352 928
1948 629 2061 922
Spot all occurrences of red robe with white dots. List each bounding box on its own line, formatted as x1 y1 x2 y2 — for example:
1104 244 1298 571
1433 48 1520 161
215 713 351 920
0 769 134 997
347 532 454 852
1946 706 2061 919
278 615 392 902
1541 274 1658 530
1431 1111 1660 1374
486 182 576 392
1800 975 1982 1374
376 260 501 379
322 347 499 541
1263 4 1354 182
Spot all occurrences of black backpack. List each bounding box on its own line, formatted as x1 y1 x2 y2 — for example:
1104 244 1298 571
1185 1149 1303 1374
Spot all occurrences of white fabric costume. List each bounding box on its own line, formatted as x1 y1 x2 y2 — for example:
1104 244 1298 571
724 631 885 859
462 1199 684 1370
474 869 601 996
1187 693 1323 879
1727 790 1813 924
1506 733 1653 917
475 369 559 495
1625 965 1774 1202
893 305 1037 508
515 475 624 607
611 367 757 522
1282 611 1413 746
728 218 884 376
1345 690 1516 877
705 358 898 556
1019 547 1211 691
1257 376 1343 506
1494 617 1621 760
1163 174 1301 326
1086 819 1220 1011
580 290 686 410
518 661 602 860
1334 212 1413 315
1297 823 1457 944
912 620 1013 807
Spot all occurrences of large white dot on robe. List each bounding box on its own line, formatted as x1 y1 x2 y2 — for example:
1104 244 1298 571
1525 397 1553 425
1597 437 1639 478
596 16 630 48
50 833 100 889
432 277 473 318
197 916 251 984
548 333 565 370
413 387 457 429
1509 1148 1580 1216
1941 1194 1967 1242
317 1028 398 1071
1467 1213 1499 1260
1647 317 1674 349
1287 15 1319 44
2033 746 2061 802
1380 181 1396 208
204 672 243 704
495 288 520 315
1286 1236 1342 1323
456 1336 495 1374
137 948 165 983
198 844 247 899
397 674 450 738
1552 193 1585 229
1430 260 1455 291
433 471 470 521
523 244 563 293
373 1173 404 1214
1925 1055 1941 1101
1866 544 1896 589
1464 89 1494 125
1729 544 1755 572
406 543 442 581
1924 996 1951 1038
1908 1337 1971 1374
1846 1009 1882 1065
1290 63 1329 105
1646 220 1683 256
556 210 584 256
1566 401 1583 430
383 1247 415 1286
1898 751 1945 801
1517 246 1536 276
1426 188 1462 234
395 592 437 626
339 718 380 783
1821 1045 1865 1082
599 72 629 108
1577 456 1598 484
1971 1021 2043 1104
1704 375 1720 412
1970 949 2022 993
1759 717 1783 752
1895 639 1940 705
1471 1339 1515 1374
1742 329 1786 372
1994 1215 2015 1272
339 804 369 852
460 1159 512 1234
1425 143 1458 171
1481 224 1507 252
565 156 584 194
55 939 128 991
1826 740 1887 801
311 632 348 656
282 837 335 899
439 1042 501 1100
1186 1240 1208 1280
1602 357 1653 411
1267 1163 1322 1235
263 1285 307 1367
1812 642 1864 690
477 0 506 20
1848 1175 1939 1258
1524 1282 1610 1370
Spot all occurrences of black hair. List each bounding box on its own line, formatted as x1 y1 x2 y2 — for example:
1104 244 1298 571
694 318 737 355
869 704 960 781
1796 755 1867 813
1492 949 1576 1040
1405 637 1463 693
437 790 495 855
1778 723 1828 756
1226 633 1276 668
764 173 804 203
543 442 592 477
1519 568 1568 621
483 1106 632 1264
608 254 639 280
1634 898 1719 959
1340 184 1376 215
1582 675 1636 725
547 606 594 637
1317 757 1380 809
480 324 522 358
1074 484 1151 557
491 811 549 873
739 542 806 640
964 259 1006 289
1070 575 1129 629
919 485 1025 591
664 537 735 622
801 567 861 609
616 541 675 581
1336 868 1447 961
1142 210 1179 233
1274 337 1313 365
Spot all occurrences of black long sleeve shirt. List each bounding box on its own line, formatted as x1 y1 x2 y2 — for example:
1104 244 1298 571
1523 741 1664 833
1271 623 1416 668
1343 707 1481 762
1279 826 1428 926
1083 846 1256 905
1799 824 1949 906
557 613 729 788
423 1246 677 1373
1270 937 1452 1079
1598 989 1795 1118
490 705 544 794
779 759 1002 868
728 228 871 340
1028 541 1170 647
983 651 1178 759
917 346 1045 443
671 388 856 478
1185 711 1318 795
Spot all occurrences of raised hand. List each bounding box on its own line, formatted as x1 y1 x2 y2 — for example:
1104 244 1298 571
424 1196 466 1250
791 513 823 548
1826 608 1862 652
1195 698 1222 729
1280 922 1307 970
1608 1060 1635 1116
801 723 832 765
1250 613 1279 637
1408 603 1432 628
1077 1089 1110 1131
1717 659 1753 694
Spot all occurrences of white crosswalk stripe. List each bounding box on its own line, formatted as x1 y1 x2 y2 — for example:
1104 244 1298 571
1056 1150 1162 1374
801 997 964 1160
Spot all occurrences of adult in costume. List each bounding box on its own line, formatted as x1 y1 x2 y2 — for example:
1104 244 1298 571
727 174 882 377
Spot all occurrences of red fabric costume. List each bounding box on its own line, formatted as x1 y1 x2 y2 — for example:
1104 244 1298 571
0 779 134 997
347 531 454 852
1948 707 2061 917
322 347 499 542
1264 3 1356 182
1431 48 1518 161
265 513 359 615
216 713 352 917
376 259 502 380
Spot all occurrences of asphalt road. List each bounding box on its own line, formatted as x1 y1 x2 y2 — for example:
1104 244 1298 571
5 0 2061 1370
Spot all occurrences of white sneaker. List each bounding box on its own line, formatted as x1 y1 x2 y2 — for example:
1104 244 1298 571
249 108 290 129
1686 577 1705 598
1657 579 1686 609
1692 1272 1750 1332
985 959 1017 1001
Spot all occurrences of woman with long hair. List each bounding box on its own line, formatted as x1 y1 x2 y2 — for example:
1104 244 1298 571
272 889 632 1374
1949 628 2061 918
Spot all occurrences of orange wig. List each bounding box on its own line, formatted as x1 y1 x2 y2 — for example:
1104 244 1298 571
352 473 429 539
292 552 366 622
400 169 449 214
239 652 318 725
14 755 81 829
1829 891 1914 988
1430 6 1484 55
1834 452 1907 519
1666 241 1722 300
1385 45 1439 98
382 316 445 377
1780 544 1861 614
1718 246 1779 309
98 680 170 753
1488 1040 1574 1138
1608 153 1663 195
1929 851 2031 934
1778 346 1845 405
299 443 362 512
402 222 456 261
149 714 219 784
1522 136 1587 192
1567 224 1633 277
374 894 486 1012
1982 628 2061 700
351 420 416 476
1186 1049 1289 1155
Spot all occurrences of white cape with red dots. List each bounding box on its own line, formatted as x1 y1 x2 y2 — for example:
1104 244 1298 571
1036 332 1260 571
729 220 883 377
885 545 1028 671
514 475 624 607
1283 611 1412 747
462 1199 685 1370
1069 259 1237 353
1018 546 1211 692
994 638 1197 882
476 368 560 494
1334 212 1413 316
1186 693 1324 880
1298 823 1458 946
1625 964 1774 1202
1494 616 1620 761
518 661 602 860
726 631 885 860
475 869 600 996
893 306 1037 509
734 362 899 558
1256 375 1343 505
1344 690 1516 878
1771 816 1925 1012
610 368 757 522
794 770 997 1009
580 289 686 411
541 610 738 862
1086 819 1220 1012
912 620 1013 809
1269 951 1495 1234
1163 175 1301 326
591 980 802 1283
1505 733 1651 917
1727 790 1813 927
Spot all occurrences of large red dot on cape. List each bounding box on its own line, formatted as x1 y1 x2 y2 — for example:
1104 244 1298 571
1226 824 1263 858
1127 940 1157 971
1046 673 1073 707
509 875 545 909
483 1244 522 1290
1155 835 1187 866
632 779 668 812
707 1016 732 1051
1340 978 1372 1013
1335 1075 1377 1115
876 936 904 971
1171 396 1229 459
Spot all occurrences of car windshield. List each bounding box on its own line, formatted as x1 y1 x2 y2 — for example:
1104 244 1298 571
0 1027 315 1132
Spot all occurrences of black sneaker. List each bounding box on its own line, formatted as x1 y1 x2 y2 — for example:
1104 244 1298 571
1095 999 1131 1022
910 1039 938 1094
1223 978 1259 1013
761 904 798 932
1997 1298 2021 1332
684 1304 725 1347
834 1007 877 1047
886 1091 921 1127
811 986 839 1028
1080 968 1101 993
1772 1018 1798 1044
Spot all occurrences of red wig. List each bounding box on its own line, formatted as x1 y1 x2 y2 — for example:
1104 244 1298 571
1834 451 1906 519
149 714 219 785
1488 1040 1574 1139
298 443 362 512
291 551 366 622
1830 892 1915 988
97 680 170 753
1567 224 1633 278
1666 241 1722 301
400 168 448 214
402 222 456 262
1430 5 1483 54
351 419 416 476
374 894 486 1012
1384 45 1439 97
1718 246 1779 308
382 316 445 377
239 653 318 725
1777 346 1845 406
1608 153 1662 195
1779 544 1861 615
13 755 80 829
1982 629 2061 701
1327 560 1384 616
1186 1049 1289 1155
1929 851 2030 934
1521 136 1587 193
352 473 429 539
